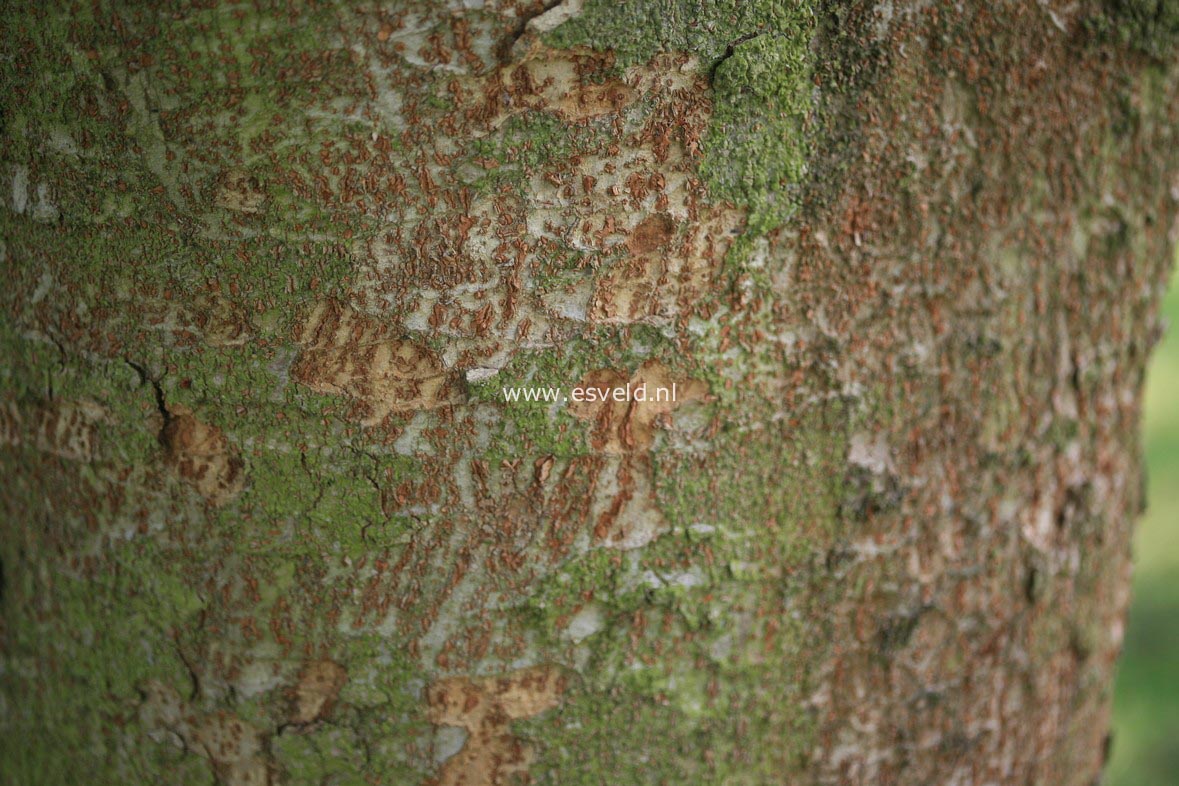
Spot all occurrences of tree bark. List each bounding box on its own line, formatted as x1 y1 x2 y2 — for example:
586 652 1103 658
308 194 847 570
2 1 1177 784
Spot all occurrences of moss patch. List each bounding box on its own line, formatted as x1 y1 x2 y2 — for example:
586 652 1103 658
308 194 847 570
701 26 814 237
1098 0 1179 59
546 0 817 250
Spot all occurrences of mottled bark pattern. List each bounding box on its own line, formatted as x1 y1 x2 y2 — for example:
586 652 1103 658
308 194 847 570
1 1 1177 785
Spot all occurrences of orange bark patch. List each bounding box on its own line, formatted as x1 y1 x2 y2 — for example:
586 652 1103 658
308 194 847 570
292 301 459 424
473 43 702 132
162 405 245 506
568 360 708 454
567 362 708 549
485 42 635 124
626 213 676 254
426 665 567 786
289 659 347 725
590 207 743 325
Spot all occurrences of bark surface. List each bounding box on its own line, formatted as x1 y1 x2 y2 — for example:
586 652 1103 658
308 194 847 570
2 1 1178 785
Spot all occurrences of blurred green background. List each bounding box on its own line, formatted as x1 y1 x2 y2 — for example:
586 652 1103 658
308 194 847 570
1108 263 1179 785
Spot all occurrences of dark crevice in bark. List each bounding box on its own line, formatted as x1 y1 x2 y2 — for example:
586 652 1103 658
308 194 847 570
707 30 765 83
876 606 929 656
825 545 856 575
124 357 171 436
298 449 328 520
42 333 70 402
500 0 566 63
1025 565 1041 604
172 639 202 704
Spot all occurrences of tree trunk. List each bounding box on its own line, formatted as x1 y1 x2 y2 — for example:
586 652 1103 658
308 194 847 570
2 1 1177 784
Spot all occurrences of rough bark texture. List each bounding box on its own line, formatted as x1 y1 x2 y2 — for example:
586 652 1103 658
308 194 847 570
2 1 1177 784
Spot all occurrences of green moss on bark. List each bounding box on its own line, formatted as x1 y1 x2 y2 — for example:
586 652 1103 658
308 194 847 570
547 0 816 248
701 27 814 238
1099 0 1179 59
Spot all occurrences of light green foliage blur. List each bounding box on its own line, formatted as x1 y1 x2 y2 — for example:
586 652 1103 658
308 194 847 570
1109 262 1179 785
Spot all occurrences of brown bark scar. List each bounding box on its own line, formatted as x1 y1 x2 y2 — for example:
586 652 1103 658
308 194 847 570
568 361 708 549
162 404 245 506
288 658 348 725
0 399 106 462
568 360 708 454
291 301 460 424
425 665 567 786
